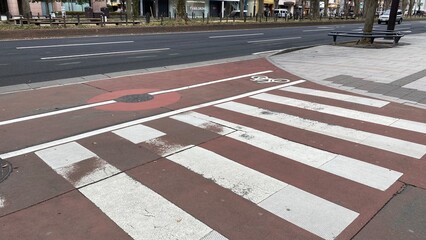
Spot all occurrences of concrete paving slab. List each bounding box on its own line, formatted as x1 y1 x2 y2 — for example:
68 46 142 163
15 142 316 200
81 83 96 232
353 185 426 240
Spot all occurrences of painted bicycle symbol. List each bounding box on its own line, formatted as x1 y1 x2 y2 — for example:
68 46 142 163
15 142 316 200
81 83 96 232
250 75 291 84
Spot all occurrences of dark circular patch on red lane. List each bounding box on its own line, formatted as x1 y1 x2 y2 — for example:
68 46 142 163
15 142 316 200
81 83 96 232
87 89 181 111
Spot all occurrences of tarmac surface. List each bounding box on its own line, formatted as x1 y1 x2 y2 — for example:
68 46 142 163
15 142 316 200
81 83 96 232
0 32 425 240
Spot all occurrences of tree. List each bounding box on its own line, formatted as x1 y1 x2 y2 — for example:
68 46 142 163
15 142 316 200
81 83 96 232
360 0 378 43
401 0 408 17
176 0 186 19
408 0 415 16
323 0 329 17
239 0 244 19
353 0 360 18
21 0 31 17
311 0 320 19
258 0 264 19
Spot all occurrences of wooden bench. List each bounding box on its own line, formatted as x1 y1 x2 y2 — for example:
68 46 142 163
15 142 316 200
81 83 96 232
328 31 404 45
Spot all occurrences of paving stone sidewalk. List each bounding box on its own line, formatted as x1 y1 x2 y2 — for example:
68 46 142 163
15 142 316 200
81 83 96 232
269 32 426 109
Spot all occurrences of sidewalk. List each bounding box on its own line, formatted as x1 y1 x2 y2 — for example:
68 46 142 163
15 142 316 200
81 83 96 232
269 32 426 109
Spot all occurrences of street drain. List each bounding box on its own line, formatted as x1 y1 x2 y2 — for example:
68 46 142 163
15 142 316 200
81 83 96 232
115 93 154 103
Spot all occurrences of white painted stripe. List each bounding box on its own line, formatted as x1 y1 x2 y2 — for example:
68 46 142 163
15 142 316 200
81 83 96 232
170 112 403 191
303 29 334 32
252 49 284 55
40 48 170 60
258 185 359 240
0 100 116 127
209 33 264 38
58 62 81 66
79 173 212 239
35 142 97 169
218 100 426 159
16 41 134 49
0 80 305 160
35 142 120 188
247 37 301 43
168 146 288 204
252 93 426 134
280 86 389 107
201 230 228 240
112 124 166 144
0 70 269 127
150 70 273 95
167 146 358 240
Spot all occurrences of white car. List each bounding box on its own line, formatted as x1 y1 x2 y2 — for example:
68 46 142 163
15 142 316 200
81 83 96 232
378 9 403 24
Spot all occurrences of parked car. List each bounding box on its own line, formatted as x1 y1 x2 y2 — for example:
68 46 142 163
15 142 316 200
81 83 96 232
273 9 289 18
229 10 247 17
378 9 403 24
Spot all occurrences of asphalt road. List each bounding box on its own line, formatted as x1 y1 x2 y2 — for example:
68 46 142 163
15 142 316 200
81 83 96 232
1 20 425 87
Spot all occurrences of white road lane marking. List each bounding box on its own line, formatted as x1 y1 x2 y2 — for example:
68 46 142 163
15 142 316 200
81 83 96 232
0 80 305 160
302 29 334 32
167 146 359 240
0 100 116 127
58 62 81 66
218 100 426 159
80 173 213 240
170 111 403 191
252 93 426 134
17 41 134 49
112 124 166 144
209 33 264 38
280 86 389 107
40 48 170 60
247 37 301 43
0 70 270 127
36 143 217 238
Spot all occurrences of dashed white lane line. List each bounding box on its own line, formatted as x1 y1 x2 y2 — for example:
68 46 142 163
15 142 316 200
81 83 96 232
303 29 334 32
247 37 301 43
58 62 81 66
17 41 134 49
0 80 305 160
40 48 170 60
209 33 264 38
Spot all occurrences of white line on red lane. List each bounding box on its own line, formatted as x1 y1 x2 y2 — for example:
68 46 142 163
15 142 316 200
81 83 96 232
0 80 305 159
16 41 135 50
0 70 271 127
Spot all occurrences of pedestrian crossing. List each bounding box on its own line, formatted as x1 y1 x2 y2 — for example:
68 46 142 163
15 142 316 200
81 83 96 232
19 84 425 239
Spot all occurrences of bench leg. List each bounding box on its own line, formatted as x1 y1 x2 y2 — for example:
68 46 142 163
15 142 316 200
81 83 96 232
370 37 375 44
394 37 401 44
333 36 337 44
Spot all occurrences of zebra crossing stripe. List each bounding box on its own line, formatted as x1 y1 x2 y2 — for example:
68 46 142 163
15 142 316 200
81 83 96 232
279 86 389 107
170 112 403 191
36 142 218 240
252 93 426 134
112 124 166 144
167 146 359 240
216 101 426 159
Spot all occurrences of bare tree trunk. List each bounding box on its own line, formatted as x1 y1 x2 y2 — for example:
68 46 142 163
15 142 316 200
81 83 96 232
360 0 378 43
126 0 132 19
354 0 360 18
177 0 186 19
311 0 319 19
258 0 264 18
408 0 414 16
21 0 31 17
384 0 391 10
401 0 408 16
240 0 244 18
324 0 329 16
